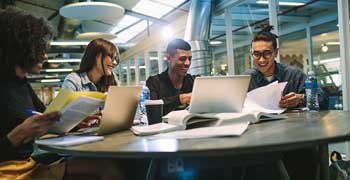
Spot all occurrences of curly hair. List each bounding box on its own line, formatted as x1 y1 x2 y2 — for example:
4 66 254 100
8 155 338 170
0 7 55 78
252 24 279 49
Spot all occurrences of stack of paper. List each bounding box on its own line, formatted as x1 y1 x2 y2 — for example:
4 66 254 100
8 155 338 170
244 81 287 114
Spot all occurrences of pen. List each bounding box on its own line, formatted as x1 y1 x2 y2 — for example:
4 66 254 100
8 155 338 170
25 109 42 116
25 109 60 122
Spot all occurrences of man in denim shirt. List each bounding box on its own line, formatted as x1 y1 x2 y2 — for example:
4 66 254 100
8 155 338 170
244 25 327 109
242 25 326 180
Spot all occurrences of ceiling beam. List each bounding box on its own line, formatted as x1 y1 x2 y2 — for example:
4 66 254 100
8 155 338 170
125 9 168 25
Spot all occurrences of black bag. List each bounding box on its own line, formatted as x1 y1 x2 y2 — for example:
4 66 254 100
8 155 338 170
329 151 350 180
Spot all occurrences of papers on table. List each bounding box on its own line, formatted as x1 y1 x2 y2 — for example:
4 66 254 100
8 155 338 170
151 122 249 139
244 81 287 114
35 136 104 147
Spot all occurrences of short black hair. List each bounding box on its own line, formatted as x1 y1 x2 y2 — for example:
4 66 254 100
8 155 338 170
166 38 191 57
0 7 55 77
252 24 279 49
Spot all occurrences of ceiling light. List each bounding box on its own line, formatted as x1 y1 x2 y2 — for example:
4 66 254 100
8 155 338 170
326 42 340 45
39 79 61 83
210 41 223 45
50 41 90 46
256 1 305 6
321 43 328 52
60 2 124 20
123 66 146 69
47 59 81 63
150 57 158 60
43 69 73 72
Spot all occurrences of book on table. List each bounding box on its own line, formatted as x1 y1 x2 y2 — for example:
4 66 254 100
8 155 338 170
44 89 106 134
130 109 286 136
131 81 288 136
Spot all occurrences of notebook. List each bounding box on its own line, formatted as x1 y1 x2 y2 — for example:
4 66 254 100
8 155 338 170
189 75 251 113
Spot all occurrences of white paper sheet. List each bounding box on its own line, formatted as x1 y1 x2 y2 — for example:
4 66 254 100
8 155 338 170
244 81 287 114
150 122 249 139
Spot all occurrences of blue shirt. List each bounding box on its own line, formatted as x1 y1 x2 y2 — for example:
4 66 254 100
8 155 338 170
62 72 98 91
244 61 306 95
244 61 328 109
62 72 120 92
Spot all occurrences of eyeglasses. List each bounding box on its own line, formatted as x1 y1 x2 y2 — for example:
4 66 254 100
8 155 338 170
108 54 119 64
251 50 274 60
178 56 192 62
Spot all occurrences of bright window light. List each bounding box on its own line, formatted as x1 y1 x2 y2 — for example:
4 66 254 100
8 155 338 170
116 20 153 43
151 0 186 7
50 41 90 46
257 1 305 6
132 0 173 18
162 26 174 40
110 15 140 34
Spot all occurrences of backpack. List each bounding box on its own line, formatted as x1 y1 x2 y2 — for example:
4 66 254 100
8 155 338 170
329 151 350 180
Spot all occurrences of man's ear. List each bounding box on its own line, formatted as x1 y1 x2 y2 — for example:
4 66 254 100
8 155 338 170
166 54 171 63
274 48 279 56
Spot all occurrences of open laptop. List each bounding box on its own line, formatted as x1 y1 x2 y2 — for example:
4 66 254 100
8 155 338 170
95 86 142 135
74 86 141 135
189 75 251 114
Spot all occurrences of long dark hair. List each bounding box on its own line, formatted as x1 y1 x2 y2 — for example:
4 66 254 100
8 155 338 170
252 24 279 49
0 7 54 78
77 38 119 92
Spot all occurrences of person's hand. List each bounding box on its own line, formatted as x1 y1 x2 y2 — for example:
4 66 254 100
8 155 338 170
77 112 102 128
279 92 304 108
7 111 61 147
179 93 192 105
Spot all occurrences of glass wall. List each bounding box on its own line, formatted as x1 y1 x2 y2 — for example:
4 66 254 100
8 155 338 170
129 58 136 85
119 61 128 85
277 0 340 109
139 54 146 84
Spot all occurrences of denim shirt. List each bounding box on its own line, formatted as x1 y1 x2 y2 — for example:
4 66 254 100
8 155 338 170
244 61 306 95
244 61 328 109
62 72 98 91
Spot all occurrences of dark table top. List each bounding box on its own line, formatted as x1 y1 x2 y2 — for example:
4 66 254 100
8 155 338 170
38 111 350 159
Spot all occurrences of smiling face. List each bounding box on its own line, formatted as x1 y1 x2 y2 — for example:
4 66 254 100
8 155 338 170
251 41 278 77
167 49 192 77
95 53 118 76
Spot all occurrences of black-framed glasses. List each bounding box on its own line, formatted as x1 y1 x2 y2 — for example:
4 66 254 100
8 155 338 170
108 54 119 64
178 56 192 62
251 50 274 60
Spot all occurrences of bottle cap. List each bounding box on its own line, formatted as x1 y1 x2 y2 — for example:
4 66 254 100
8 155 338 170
307 71 315 76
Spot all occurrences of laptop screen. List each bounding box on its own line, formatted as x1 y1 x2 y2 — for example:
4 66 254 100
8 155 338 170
189 75 250 114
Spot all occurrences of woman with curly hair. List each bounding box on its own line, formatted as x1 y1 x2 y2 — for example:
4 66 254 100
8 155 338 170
62 38 119 93
0 7 125 180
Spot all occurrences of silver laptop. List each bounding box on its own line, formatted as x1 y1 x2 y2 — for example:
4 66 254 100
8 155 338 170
189 75 251 114
96 86 142 135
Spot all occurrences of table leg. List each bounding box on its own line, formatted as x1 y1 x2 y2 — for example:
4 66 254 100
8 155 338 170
276 159 291 180
145 158 157 180
319 144 329 180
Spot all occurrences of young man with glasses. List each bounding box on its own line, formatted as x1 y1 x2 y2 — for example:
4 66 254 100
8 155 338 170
146 38 195 116
243 25 325 180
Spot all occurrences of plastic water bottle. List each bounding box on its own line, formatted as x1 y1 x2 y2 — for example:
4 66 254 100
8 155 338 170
139 85 150 125
305 71 319 112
